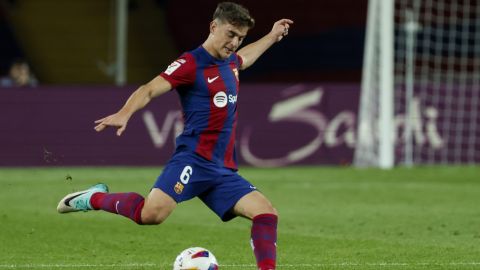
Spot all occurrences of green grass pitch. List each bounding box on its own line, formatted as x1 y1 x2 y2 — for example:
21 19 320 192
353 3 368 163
0 166 479 269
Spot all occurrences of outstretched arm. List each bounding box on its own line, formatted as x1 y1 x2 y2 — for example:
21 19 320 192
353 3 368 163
237 18 293 70
94 75 172 136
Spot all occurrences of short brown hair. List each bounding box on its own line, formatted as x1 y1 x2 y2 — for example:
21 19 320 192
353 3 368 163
213 2 255 29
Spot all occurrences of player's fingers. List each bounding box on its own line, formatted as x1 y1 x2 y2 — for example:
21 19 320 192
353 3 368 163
277 18 293 26
94 117 109 124
116 125 126 136
94 123 107 132
282 24 291 37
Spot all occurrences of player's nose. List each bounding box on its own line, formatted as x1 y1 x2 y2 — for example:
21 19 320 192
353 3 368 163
231 37 240 47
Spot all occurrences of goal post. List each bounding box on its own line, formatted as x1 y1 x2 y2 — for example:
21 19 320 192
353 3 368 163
355 0 480 167
355 0 395 169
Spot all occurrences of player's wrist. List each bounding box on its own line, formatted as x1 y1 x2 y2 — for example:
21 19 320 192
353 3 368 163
265 32 279 43
118 108 134 120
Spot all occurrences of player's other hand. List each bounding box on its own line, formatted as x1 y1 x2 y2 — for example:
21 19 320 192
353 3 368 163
270 19 293 42
94 111 130 136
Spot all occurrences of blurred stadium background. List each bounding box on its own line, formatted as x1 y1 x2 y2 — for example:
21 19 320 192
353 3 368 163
0 0 366 84
0 0 369 167
1 0 480 269
2 0 478 168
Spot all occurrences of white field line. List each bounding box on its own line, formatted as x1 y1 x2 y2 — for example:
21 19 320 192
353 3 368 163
1 262 480 268
0 264 156 269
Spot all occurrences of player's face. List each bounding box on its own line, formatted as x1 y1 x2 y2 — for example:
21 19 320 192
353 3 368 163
211 20 248 59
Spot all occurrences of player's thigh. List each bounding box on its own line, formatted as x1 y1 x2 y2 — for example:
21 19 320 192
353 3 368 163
141 188 177 224
232 190 277 220
154 151 214 203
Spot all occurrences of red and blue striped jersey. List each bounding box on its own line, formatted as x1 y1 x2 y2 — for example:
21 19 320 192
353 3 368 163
160 46 242 170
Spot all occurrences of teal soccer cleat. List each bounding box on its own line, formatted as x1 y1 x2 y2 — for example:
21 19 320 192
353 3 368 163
57 183 109 213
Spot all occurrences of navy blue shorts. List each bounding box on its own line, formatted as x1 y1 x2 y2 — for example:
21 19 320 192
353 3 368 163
153 150 256 221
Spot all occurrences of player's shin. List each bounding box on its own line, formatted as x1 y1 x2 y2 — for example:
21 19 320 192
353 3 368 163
251 213 278 270
91 192 145 224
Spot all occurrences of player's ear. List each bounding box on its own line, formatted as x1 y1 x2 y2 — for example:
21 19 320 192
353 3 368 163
210 20 217 35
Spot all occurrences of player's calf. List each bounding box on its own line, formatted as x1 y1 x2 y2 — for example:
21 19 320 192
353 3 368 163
251 213 278 270
91 192 145 224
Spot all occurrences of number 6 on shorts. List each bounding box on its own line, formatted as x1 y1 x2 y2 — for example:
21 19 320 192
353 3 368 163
180 165 193 184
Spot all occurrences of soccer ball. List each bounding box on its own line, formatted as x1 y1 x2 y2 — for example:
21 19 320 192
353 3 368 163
173 247 219 270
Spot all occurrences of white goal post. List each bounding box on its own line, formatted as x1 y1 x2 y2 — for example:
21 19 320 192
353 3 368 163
355 0 480 167
355 0 395 169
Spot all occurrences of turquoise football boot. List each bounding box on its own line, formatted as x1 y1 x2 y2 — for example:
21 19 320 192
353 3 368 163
57 183 109 213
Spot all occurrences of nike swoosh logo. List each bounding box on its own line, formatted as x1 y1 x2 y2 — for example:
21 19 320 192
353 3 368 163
115 201 120 213
64 191 88 206
207 76 219 83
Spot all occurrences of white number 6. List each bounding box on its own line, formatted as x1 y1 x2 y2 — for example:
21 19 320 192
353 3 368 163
180 165 193 184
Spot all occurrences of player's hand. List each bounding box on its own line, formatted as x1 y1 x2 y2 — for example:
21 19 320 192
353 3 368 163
270 19 293 42
94 111 130 136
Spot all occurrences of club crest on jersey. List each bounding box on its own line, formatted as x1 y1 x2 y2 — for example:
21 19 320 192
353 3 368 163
213 91 228 108
174 182 184 194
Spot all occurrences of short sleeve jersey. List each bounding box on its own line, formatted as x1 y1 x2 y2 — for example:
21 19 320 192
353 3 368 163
160 46 243 170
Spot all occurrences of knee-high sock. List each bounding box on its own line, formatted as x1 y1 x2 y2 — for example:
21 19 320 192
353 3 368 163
251 213 278 270
90 192 144 224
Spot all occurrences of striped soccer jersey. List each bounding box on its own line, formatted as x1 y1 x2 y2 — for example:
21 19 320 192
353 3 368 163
160 46 242 170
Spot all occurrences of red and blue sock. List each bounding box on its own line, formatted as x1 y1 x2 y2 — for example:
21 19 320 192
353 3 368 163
90 192 144 224
251 213 278 270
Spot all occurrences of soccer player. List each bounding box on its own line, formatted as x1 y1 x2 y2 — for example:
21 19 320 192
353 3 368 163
57 2 292 270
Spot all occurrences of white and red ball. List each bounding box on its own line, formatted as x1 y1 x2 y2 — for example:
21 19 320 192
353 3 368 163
173 247 219 270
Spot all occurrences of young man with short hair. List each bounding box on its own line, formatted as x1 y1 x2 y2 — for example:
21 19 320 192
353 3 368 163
57 2 292 269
